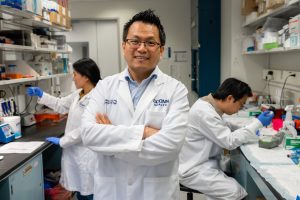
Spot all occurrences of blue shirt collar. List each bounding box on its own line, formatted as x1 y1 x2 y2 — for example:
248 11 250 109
124 67 158 83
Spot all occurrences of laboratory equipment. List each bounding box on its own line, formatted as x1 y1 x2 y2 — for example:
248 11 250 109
2 116 21 138
0 123 14 143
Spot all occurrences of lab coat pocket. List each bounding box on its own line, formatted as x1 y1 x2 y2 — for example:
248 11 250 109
145 110 166 129
143 175 179 200
94 177 117 200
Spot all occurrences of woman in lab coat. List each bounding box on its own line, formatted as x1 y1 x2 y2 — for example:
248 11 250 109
179 78 274 200
27 58 101 200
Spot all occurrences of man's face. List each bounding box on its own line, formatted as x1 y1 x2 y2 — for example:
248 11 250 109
224 95 248 115
122 21 164 76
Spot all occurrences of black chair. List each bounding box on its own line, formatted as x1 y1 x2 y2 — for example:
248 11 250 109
180 184 202 200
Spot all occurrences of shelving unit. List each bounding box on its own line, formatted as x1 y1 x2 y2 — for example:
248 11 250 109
243 0 300 56
0 4 72 86
243 46 300 54
243 0 300 27
0 5 71 31
0 73 72 86
0 43 71 54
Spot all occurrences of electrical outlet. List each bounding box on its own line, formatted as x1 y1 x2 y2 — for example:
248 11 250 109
282 70 299 85
262 69 281 81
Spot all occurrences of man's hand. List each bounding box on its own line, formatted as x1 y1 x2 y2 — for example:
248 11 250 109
95 113 112 124
143 126 159 139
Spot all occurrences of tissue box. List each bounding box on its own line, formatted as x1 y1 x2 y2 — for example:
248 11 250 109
284 136 300 149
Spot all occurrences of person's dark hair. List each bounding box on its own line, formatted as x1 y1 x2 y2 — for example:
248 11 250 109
123 9 166 46
212 78 252 102
73 58 101 86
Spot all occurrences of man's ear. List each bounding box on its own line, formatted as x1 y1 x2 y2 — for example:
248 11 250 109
226 95 234 102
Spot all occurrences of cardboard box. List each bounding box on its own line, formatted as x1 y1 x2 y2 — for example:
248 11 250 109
266 0 285 9
58 5 66 17
49 12 60 25
257 0 267 16
60 16 66 27
66 16 71 29
241 0 257 16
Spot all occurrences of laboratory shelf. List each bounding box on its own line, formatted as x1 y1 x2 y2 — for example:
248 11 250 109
0 73 72 86
0 77 36 86
35 47 72 54
0 43 33 52
0 5 34 19
243 0 300 27
38 73 72 80
0 5 71 32
243 46 300 55
0 43 71 54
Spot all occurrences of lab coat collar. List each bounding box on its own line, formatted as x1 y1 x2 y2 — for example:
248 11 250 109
201 94 224 117
117 66 166 120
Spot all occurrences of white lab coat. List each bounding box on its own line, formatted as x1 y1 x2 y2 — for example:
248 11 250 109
81 67 189 200
179 96 263 200
39 90 96 195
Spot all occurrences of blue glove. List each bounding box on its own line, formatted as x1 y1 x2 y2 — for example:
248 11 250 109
27 87 43 98
46 137 60 145
257 111 274 127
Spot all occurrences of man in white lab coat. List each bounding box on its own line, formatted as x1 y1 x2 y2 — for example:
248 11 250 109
179 78 274 200
81 9 189 200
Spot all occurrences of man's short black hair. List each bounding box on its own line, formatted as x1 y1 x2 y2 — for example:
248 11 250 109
122 9 166 46
212 78 252 102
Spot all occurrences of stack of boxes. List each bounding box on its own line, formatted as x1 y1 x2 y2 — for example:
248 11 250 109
242 0 287 18
45 0 71 28
0 0 71 28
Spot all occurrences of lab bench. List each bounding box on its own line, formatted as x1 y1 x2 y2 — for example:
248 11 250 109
231 143 300 200
0 119 66 200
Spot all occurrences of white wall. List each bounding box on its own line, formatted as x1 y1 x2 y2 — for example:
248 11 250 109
69 0 195 103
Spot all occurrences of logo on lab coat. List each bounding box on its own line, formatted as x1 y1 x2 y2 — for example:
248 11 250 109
153 99 169 107
105 99 117 105
79 97 90 108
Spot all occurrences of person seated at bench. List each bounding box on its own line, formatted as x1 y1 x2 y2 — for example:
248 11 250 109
179 78 274 200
